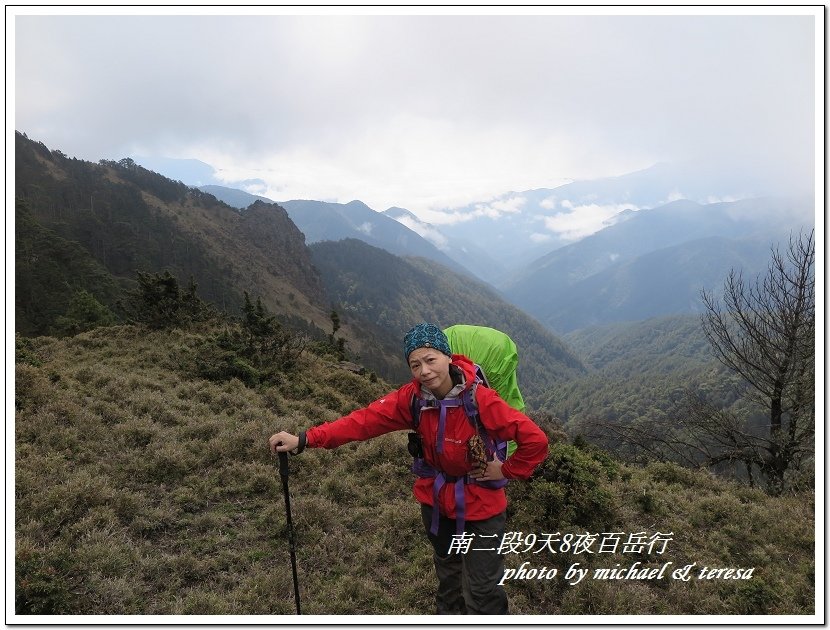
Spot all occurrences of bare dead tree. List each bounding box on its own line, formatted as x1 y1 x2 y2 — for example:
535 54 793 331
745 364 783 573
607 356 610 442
698 230 815 493
577 396 761 481
580 231 815 494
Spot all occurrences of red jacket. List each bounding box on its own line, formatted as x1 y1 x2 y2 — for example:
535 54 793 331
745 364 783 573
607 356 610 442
305 354 549 522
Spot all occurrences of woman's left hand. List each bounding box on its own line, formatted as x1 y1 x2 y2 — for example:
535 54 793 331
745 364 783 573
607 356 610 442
468 458 505 482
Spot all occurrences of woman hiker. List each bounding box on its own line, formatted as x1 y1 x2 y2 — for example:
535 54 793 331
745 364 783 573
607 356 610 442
269 322 549 614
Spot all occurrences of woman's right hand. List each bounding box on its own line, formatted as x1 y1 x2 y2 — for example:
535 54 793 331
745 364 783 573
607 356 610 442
269 431 299 454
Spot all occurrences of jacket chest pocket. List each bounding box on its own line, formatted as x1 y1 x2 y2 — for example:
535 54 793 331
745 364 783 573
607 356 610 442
435 439 473 476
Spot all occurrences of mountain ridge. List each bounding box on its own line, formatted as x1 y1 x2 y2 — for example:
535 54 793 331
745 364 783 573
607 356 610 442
432 159 812 274
14 132 404 372
309 238 585 406
501 195 814 332
198 185 481 281
15 132 582 399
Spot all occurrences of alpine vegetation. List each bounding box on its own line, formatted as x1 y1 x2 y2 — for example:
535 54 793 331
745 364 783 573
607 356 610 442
15 321 814 615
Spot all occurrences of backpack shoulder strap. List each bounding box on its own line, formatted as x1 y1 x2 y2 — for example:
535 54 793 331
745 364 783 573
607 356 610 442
461 382 480 427
410 394 424 430
473 363 490 389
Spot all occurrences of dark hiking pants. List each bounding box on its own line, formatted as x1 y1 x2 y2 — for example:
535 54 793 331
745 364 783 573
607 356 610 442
420 504 508 615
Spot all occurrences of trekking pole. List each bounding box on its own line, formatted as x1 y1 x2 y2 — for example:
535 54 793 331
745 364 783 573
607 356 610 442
278 451 301 615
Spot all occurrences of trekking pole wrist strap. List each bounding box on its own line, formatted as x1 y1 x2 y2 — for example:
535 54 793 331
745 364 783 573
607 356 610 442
292 432 307 455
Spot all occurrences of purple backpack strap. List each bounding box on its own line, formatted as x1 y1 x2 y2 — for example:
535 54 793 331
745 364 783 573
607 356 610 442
461 385 478 418
453 479 466 534
430 474 445 534
434 398 462 454
429 475 467 536
412 395 463 455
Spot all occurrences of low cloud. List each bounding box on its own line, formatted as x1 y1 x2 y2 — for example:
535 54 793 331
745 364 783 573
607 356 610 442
543 202 639 241
357 222 374 235
473 196 527 218
415 195 529 227
540 196 557 210
394 215 450 251
530 232 553 243
705 194 742 204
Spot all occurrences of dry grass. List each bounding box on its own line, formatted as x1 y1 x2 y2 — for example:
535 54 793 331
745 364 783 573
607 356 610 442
14 325 815 616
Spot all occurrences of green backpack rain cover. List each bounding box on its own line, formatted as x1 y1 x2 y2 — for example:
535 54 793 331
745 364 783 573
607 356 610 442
443 324 525 457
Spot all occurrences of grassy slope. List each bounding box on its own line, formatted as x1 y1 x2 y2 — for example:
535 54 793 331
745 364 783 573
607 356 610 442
14 327 814 616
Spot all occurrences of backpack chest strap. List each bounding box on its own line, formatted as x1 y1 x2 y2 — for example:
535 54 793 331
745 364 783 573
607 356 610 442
419 397 463 454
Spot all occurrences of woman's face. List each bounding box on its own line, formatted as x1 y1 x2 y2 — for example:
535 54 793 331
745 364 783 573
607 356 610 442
408 348 453 398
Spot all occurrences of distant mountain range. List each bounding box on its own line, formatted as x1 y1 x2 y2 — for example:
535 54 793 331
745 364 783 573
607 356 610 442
199 185 481 281
200 184 272 208
279 199 475 279
423 159 812 276
141 151 815 337
16 131 818 420
382 206 508 279
501 196 814 333
532 236 776 332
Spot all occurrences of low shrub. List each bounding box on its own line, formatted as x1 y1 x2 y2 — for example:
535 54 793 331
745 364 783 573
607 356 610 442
509 442 617 531
15 363 51 411
15 334 43 367
16 540 79 614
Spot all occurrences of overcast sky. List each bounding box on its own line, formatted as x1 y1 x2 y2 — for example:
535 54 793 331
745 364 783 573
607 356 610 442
11 8 819 222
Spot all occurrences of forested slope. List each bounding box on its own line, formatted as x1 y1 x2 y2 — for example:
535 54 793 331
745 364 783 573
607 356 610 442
15 132 327 334
556 315 742 430
310 238 585 407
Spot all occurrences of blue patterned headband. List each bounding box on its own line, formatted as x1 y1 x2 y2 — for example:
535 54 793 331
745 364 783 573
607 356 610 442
403 323 452 361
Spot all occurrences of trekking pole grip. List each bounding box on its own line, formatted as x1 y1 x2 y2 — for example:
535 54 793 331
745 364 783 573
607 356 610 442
278 450 289 477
